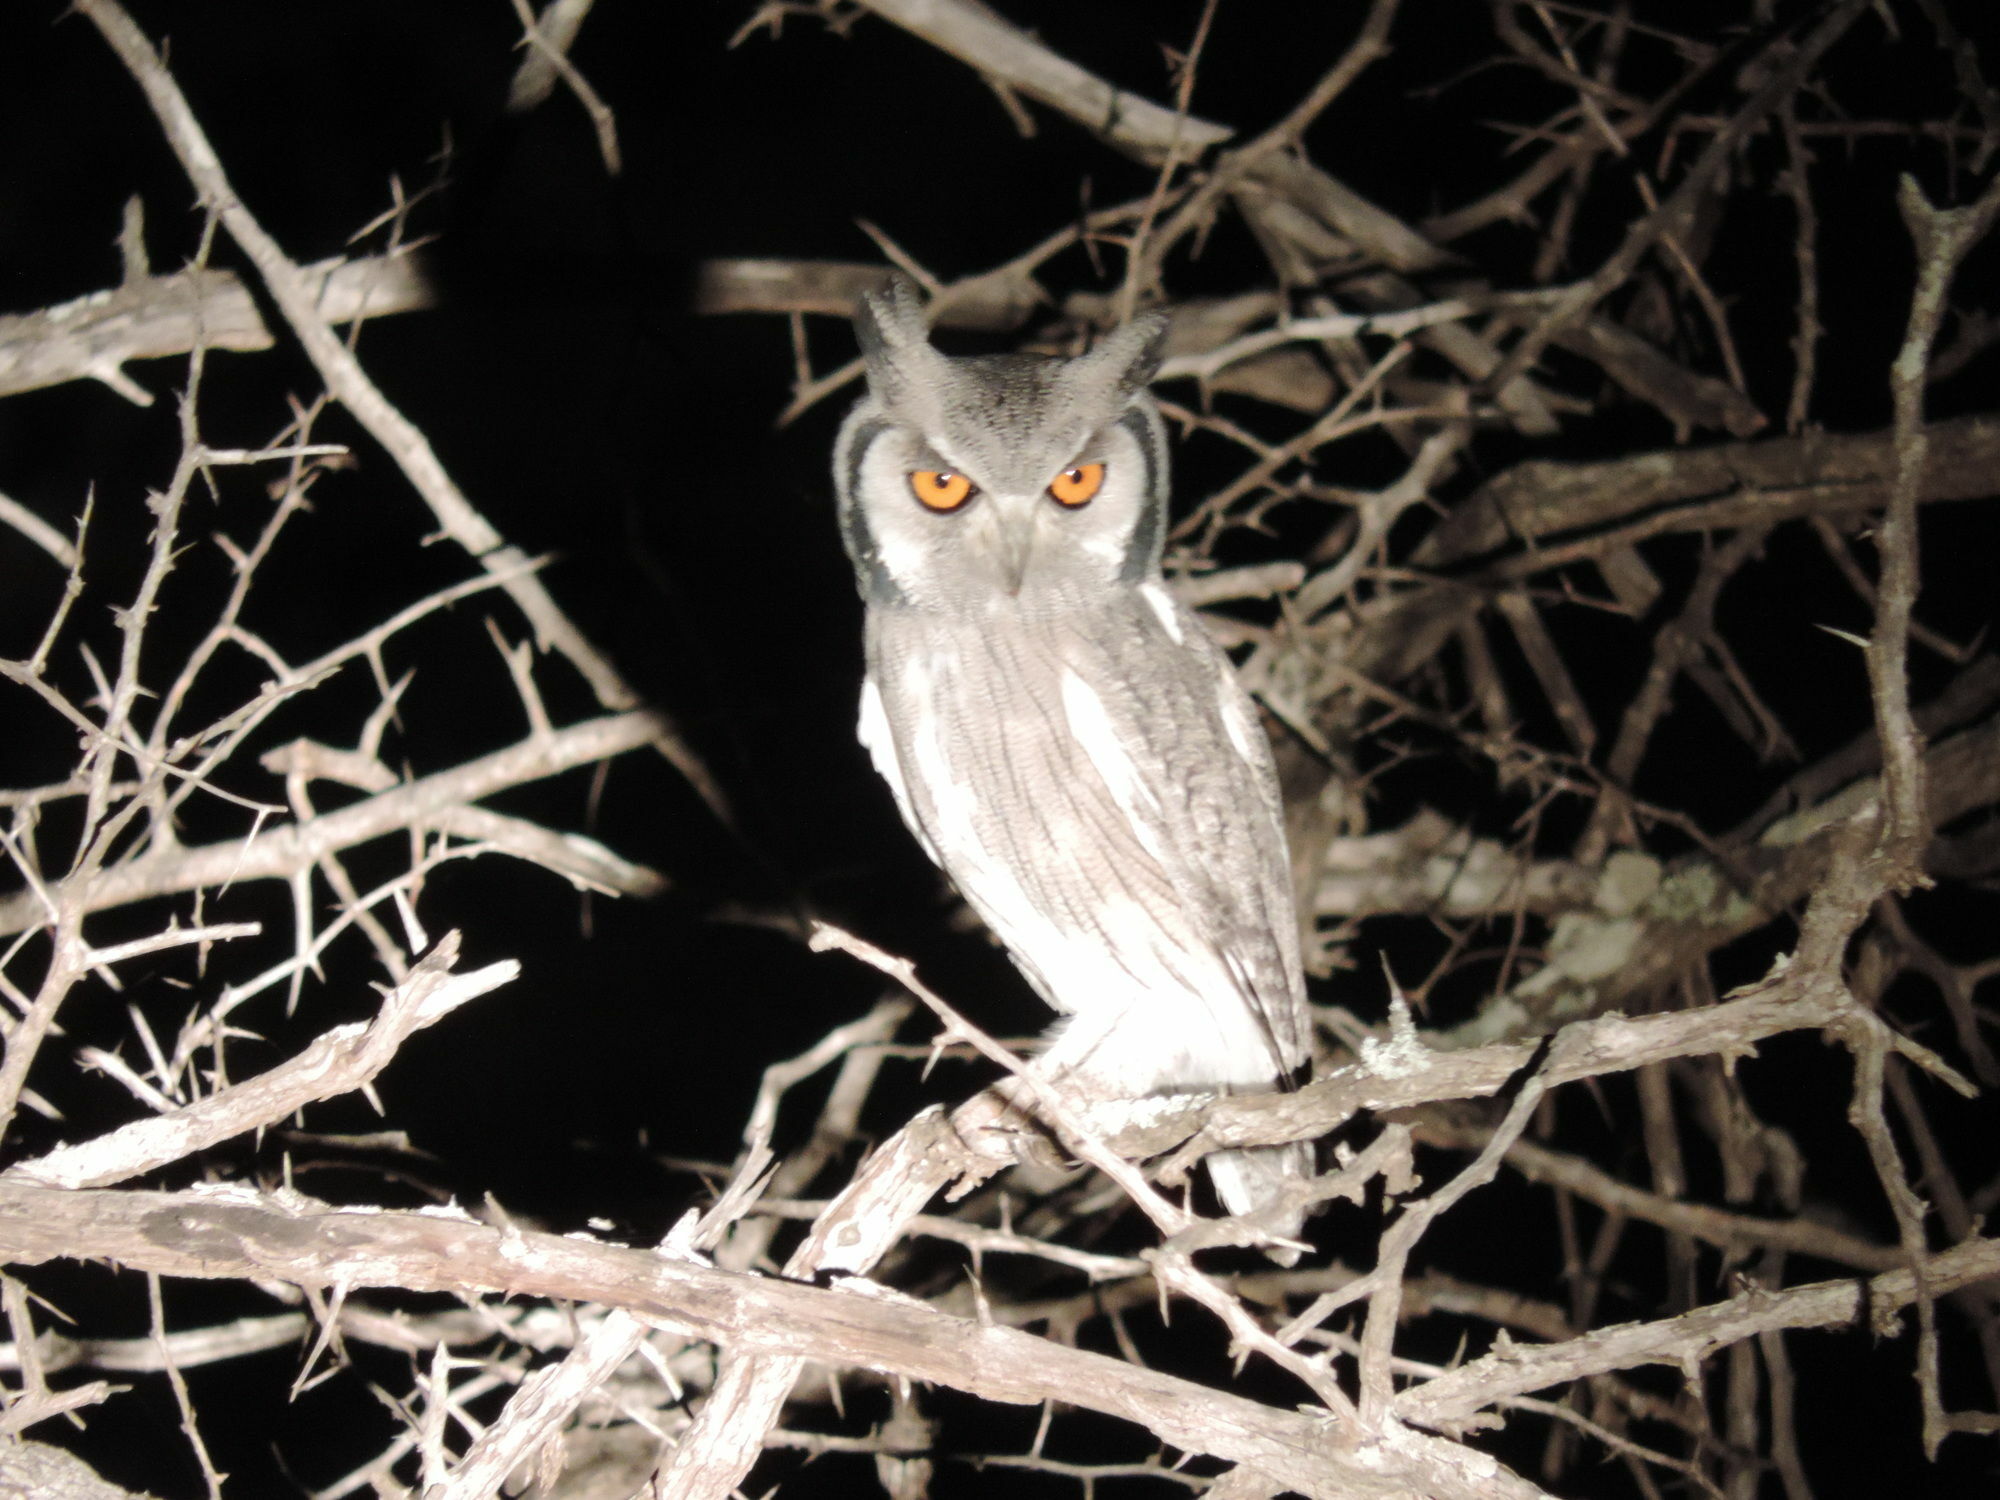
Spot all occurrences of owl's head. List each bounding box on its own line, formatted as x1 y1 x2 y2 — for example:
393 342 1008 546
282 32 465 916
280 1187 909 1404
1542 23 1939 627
834 277 1169 611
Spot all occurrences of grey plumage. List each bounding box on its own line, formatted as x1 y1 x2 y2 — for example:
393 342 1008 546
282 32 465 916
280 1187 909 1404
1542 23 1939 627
834 279 1313 1242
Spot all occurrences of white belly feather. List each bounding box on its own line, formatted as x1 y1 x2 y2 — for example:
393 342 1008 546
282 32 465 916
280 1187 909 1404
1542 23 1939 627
859 599 1307 1101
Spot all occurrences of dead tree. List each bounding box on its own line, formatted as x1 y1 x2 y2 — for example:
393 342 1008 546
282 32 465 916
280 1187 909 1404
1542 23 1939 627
0 3 1995 1497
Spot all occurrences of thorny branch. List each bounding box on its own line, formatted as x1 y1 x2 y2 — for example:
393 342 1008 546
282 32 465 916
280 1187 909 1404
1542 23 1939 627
76 0 722 817
2 3 1997 1499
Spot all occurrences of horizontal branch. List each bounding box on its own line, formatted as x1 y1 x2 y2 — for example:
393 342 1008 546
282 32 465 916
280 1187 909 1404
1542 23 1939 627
1418 1125 1900 1274
0 252 432 404
1397 1233 2000 1429
0 711 668 938
694 257 1037 331
1415 413 2000 571
1313 807 1594 919
0 1179 1542 1500
7 932 515 1189
1125 964 1850 1160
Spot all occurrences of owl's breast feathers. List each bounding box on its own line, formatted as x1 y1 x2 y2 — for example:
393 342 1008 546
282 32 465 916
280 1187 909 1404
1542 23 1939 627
859 586 1309 1098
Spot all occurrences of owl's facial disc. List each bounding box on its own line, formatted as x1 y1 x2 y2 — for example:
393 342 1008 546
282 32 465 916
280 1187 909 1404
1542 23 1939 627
904 461 1113 596
836 360 1165 609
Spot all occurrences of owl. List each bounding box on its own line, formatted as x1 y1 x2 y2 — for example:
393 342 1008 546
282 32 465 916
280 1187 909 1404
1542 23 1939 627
834 278 1314 1243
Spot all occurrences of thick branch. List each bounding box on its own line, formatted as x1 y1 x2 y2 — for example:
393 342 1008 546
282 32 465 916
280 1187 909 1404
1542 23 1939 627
0 254 432 404
1413 414 2000 572
0 1179 1540 1500
1120 966 1848 1161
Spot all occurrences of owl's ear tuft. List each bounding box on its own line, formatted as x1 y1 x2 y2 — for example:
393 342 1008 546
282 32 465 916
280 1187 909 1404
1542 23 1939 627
853 275 937 403
1088 311 1170 400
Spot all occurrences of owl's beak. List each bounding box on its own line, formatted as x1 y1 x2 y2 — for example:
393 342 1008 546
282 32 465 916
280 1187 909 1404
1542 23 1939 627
989 507 1037 596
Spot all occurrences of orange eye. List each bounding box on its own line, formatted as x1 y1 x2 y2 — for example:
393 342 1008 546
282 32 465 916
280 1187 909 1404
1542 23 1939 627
909 470 974 512
1047 463 1104 508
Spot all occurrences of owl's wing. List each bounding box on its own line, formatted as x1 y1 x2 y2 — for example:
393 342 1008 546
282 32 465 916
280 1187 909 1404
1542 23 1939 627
1099 597 1311 1078
863 592 1309 1093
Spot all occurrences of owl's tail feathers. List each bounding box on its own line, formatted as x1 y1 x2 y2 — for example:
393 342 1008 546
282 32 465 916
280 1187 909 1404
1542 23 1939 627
1207 1141 1314 1266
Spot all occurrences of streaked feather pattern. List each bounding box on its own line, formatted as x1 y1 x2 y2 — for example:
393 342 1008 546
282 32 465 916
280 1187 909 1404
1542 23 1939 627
865 592 1309 1096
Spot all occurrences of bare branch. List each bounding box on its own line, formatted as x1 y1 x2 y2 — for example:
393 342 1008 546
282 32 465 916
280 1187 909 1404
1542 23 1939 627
851 0 1231 165
0 253 433 404
0 1178 1553 1500
0 711 669 938
1398 1234 2000 1430
8 933 514 1190
74 0 723 817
